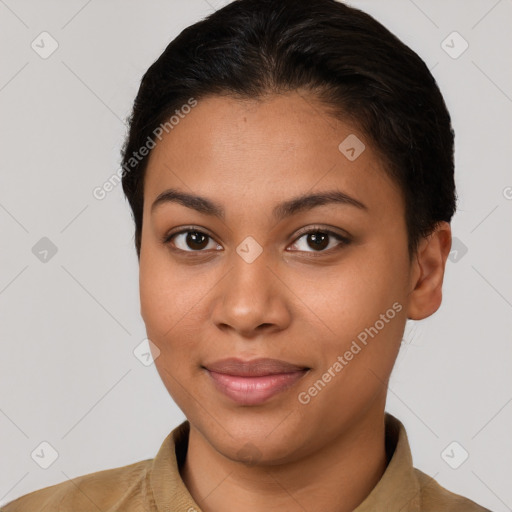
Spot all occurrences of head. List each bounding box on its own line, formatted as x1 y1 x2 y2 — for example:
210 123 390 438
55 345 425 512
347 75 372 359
121 0 454 464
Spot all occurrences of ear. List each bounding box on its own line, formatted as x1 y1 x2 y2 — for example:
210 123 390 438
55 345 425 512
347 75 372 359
407 221 452 320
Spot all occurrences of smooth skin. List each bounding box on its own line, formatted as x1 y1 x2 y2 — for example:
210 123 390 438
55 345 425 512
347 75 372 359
139 91 452 512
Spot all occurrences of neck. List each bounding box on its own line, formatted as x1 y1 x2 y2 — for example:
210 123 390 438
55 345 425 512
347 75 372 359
180 406 389 512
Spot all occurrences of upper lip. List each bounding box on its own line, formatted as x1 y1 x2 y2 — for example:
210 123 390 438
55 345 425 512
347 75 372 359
204 358 309 377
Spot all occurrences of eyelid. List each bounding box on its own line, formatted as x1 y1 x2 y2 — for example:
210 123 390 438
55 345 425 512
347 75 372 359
291 224 351 244
162 225 216 244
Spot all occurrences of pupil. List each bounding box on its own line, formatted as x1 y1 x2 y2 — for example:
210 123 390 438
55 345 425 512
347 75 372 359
309 232 328 250
187 231 208 250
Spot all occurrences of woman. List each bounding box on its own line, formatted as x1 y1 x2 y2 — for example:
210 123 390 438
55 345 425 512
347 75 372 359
2 0 493 510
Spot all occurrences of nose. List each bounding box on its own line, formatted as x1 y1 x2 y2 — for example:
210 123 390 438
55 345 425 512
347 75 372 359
210 246 292 339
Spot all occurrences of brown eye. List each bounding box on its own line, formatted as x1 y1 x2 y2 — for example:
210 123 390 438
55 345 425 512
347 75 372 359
306 232 329 251
289 228 350 253
184 231 209 250
165 229 222 252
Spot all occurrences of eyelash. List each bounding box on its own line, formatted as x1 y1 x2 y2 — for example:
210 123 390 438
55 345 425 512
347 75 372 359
162 225 351 256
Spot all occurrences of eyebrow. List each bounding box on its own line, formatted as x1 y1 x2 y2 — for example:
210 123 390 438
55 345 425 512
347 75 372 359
151 187 368 221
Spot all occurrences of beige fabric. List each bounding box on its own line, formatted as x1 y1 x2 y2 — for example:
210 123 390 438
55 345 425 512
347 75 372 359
2 413 491 511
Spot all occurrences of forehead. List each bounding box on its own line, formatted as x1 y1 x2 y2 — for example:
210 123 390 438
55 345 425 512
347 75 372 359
143 92 402 218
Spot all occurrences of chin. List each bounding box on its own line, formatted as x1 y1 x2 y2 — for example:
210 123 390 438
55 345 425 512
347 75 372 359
195 411 312 466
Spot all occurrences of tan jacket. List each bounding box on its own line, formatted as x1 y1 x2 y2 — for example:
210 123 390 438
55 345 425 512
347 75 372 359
1 413 492 511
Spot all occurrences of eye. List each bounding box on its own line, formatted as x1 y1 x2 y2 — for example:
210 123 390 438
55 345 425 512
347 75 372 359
288 227 350 253
163 225 350 254
163 228 222 252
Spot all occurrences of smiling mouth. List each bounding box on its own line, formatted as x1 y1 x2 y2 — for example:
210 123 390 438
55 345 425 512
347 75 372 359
203 357 310 406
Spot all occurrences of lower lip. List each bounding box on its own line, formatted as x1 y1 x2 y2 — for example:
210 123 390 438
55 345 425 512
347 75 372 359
206 369 308 406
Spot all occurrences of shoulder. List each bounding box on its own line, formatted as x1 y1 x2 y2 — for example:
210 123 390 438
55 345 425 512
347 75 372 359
415 468 493 512
1 458 153 512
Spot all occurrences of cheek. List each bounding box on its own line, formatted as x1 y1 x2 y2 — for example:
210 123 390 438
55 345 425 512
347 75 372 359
138 244 218 374
139 251 204 406
139 256 170 336
296 268 407 426
318 248 407 331
139 248 192 343
305 245 409 391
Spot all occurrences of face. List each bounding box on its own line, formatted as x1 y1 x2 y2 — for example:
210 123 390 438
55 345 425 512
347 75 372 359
139 91 416 464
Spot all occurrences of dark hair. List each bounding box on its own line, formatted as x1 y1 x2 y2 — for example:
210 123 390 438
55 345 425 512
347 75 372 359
121 0 456 259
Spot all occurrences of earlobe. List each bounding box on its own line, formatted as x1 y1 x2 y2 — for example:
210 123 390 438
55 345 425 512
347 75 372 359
407 222 452 320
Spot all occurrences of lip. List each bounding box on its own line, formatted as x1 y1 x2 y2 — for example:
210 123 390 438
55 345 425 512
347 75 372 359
203 358 310 406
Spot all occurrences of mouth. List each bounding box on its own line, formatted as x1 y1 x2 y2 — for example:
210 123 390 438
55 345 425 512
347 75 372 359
203 358 310 406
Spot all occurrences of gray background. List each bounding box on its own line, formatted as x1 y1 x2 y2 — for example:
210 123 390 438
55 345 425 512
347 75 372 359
0 0 511 510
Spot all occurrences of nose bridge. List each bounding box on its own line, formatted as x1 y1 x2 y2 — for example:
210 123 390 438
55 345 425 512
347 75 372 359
229 235 273 305
211 235 288 334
